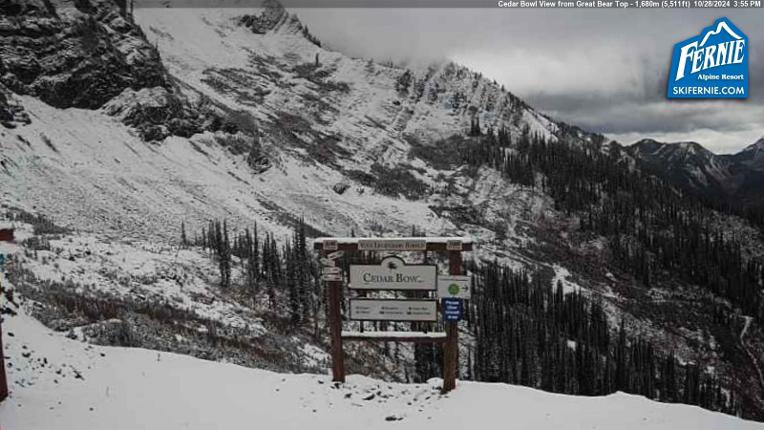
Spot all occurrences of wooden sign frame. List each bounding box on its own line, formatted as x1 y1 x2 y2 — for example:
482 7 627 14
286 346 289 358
314 236 473 393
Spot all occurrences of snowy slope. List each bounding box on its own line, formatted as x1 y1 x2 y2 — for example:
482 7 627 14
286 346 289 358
2 309 762 430
0 95 452 241
0 4 577 251
136 7 558 146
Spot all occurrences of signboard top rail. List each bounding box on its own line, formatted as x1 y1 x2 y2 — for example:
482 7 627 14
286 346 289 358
314 237 474 251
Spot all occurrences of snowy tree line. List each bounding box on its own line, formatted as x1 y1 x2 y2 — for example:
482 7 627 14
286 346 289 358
184 219 320 330
182 218 748 418
468 261 741 417
460 127 764 325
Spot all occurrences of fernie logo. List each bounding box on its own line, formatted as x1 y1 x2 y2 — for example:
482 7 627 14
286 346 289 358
667 18 748 99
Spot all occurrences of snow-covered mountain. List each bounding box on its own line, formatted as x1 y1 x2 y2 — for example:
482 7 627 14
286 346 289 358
3 0 764 425
628 138 764 208
732 137 764 172
0 0 579 242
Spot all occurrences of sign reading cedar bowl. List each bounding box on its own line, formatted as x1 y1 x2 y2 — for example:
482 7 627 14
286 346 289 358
350 256 436 290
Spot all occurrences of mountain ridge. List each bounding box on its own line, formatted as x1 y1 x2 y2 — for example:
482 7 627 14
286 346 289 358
627 137 764 210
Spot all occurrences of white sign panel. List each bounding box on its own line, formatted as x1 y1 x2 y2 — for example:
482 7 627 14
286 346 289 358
327 250 344 260
320 257 335 267
322 273 342 282
322 240 338 251
357 239 427 251
350 257 436 290
437 275 472 299
323 266 341 275
446 240 463 251
349 299 437 322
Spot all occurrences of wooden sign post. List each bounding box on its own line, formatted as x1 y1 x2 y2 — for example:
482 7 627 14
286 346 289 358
443 250 462 392
322 248 346 383
0 277 6 403
314 237 473 392
0 251 9 403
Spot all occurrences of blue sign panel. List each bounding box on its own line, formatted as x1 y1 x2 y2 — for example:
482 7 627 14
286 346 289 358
442 298 463 322
667 17 748 99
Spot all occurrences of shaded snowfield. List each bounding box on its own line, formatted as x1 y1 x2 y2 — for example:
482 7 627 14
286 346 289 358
1 309 762 430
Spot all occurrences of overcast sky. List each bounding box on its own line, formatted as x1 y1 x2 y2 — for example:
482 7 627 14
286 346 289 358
294 8 763 153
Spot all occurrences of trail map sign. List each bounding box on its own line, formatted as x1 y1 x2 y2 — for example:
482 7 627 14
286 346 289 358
349 298 437 322
314 236 474 393
350 256 436 291
437 275 471 299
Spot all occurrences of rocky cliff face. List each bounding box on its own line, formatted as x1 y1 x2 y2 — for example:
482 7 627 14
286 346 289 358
0 83 30 128
0 0 167 109
0 0 241 142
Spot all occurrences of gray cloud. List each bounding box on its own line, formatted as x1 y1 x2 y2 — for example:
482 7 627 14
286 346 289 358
295 8 764 153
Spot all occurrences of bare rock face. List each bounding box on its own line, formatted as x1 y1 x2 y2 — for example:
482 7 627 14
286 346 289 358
246 137 271 173
0 83 30 128
0 0 168 109
332 182 350 195
103 87 197 141
103 87 243 141
238 0 289 34
0 0 242 141
238 0 321 46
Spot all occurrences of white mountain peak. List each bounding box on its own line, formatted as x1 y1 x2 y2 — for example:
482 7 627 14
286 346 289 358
699 20 742 48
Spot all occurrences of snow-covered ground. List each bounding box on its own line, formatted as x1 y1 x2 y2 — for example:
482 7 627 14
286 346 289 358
12 230 262 332
0 218 332 374
1 309 761 430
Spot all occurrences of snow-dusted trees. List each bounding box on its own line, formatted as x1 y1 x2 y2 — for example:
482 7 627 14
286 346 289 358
395 70 412 95
468 116 481 136
200 220 232 288
190 218 317 327
460 127 764 325
468 261 740 417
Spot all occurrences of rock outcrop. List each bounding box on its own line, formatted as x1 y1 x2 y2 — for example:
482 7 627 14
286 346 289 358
0 83 30 128
0 0 167 109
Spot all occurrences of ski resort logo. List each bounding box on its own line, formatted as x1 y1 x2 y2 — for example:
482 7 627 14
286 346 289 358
667 18 748 99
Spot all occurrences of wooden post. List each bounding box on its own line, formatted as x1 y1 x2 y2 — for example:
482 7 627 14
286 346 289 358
324 250 345 383
0 277 7 402
442 250 462 392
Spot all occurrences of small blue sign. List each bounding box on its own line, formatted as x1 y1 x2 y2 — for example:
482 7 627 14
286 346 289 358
0 254 5 269
667 17 748 99
442 298 463 322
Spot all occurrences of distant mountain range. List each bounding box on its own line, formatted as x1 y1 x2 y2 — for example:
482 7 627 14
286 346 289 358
628 137 764 211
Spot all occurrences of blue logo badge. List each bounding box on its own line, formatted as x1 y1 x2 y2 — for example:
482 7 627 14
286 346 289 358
667 18 748 99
